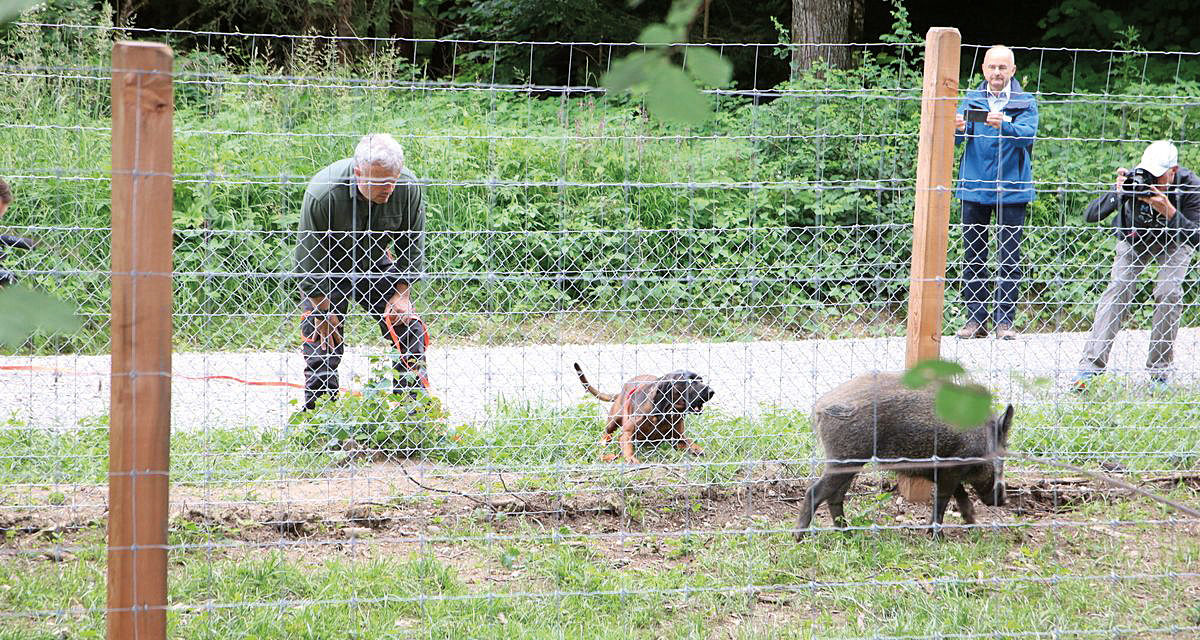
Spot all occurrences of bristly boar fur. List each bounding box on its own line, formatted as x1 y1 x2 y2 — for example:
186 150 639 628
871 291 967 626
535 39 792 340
795 373 1013 539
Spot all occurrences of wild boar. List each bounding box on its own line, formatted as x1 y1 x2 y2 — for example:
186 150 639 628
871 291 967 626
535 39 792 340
795 373 1013 539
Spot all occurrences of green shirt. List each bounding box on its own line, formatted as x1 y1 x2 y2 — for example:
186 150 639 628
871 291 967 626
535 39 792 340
295 158 425 298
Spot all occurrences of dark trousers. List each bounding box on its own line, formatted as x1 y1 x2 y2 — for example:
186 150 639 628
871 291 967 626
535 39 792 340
961 200 1027 326
300 277 428 411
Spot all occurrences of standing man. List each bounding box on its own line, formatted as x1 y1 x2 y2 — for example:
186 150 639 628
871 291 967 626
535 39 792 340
1073 141 1200 391
954 45 1039 340
295 134 428 410
0 178 38 288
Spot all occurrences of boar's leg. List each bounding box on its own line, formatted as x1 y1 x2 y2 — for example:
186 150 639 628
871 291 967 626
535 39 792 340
826 474 857 530
953 484 977 524
795 464 858 539
928 473 962 539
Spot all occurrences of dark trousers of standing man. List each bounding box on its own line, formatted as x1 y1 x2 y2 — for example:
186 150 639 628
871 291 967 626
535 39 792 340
961 200 1027 326
299 275 428 411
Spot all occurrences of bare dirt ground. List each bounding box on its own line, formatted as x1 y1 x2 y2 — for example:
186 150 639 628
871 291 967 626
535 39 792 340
4 462 1197 564
4 326 1200 431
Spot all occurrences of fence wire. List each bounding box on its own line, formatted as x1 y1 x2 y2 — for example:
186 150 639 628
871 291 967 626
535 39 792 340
0 22 1198 639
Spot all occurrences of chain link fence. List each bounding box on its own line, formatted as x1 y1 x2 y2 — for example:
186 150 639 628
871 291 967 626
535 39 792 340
1 23 1198 638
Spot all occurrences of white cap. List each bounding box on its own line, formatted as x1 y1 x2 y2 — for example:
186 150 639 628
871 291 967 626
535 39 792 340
1135 140 1179 177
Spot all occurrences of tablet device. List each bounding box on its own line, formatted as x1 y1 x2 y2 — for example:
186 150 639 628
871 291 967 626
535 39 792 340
965 109 989 123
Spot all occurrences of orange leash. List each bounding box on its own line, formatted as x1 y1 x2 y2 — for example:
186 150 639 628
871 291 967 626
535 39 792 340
0 317 431 395
382 314 432 391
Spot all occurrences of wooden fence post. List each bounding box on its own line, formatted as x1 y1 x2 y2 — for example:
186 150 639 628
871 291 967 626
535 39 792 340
905 27 961 368
900 28 960 504
108 40 173 640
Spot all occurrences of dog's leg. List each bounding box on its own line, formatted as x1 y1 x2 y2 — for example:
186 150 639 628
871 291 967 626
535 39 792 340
619 424 639 464
599 428 617 462
599 433 617 462
668 418 704 456
599 409 621 461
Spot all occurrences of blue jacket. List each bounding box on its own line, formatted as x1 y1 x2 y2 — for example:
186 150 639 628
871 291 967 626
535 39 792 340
955 78 1039 204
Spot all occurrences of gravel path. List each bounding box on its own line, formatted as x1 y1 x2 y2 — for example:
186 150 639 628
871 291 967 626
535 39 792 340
3 327 1198 432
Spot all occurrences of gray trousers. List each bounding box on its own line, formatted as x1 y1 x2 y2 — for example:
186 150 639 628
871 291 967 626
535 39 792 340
1079 239 1195 375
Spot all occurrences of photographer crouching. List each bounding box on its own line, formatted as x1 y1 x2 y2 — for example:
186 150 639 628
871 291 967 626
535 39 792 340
1073 141 1200 392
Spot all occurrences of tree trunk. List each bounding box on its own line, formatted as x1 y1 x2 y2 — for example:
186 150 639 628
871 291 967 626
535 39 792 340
428 1 458 78
791 0 865 76
389 0 416 62
337 0 354 64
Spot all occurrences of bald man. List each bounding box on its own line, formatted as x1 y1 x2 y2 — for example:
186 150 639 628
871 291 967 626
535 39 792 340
953 45 1039 340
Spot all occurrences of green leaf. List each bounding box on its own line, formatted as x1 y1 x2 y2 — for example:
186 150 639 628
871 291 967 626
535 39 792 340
645 64 710 125
0 285 82 348
0 0 38 23
684 46 733 87
934 383 993 430
602 52 660 93
901 358 966 389
638 24 677 47
665 0 703 29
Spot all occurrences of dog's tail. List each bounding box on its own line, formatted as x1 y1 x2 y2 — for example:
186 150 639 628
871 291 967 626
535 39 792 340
573 362 615 402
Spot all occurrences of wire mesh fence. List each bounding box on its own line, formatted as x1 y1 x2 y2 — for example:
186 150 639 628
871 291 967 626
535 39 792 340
1 21 1199 638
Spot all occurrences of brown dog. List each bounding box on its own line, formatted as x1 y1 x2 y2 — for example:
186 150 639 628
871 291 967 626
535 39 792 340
573 362 714 463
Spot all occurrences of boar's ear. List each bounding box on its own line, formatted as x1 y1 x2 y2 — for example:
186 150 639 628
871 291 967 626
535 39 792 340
996 404 1014 445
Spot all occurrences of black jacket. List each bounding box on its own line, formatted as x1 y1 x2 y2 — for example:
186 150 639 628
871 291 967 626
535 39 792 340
0 234 34 287
1 234 34 251
1084 166 1200 248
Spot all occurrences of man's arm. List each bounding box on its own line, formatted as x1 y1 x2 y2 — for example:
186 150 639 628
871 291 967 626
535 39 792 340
1084 169 1126 223
296 189 333 308
1084 190 1121 223
1169 173 1200 232
954 101 969 145
998 98 1038 148
389 182 426 285
383 183 425 325
0 234 35 250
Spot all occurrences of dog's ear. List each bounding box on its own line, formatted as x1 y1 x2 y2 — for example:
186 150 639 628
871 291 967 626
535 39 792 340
649 377 675 409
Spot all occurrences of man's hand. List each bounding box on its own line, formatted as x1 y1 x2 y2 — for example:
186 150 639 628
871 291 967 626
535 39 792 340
384 286 417 329
985 111 1004 129
307 296 342 351
1141 182 1177 219
1113 168 1129 191
955 113 966 133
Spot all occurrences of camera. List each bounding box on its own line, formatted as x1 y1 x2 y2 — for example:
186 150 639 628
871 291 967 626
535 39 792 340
1120 167 1157 196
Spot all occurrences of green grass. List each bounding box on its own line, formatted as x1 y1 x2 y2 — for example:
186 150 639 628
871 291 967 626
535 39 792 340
1 503 1198 639
4 380 1200 491
3 389 1200 638
0 416 333 487
1016 377 1200 471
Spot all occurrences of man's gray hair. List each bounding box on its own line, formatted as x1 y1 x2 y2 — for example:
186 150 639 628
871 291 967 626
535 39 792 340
353 134 405 172
984 45 1015 64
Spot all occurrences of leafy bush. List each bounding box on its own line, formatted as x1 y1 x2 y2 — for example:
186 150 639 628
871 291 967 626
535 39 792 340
3 15 1200 354
289 360 477 464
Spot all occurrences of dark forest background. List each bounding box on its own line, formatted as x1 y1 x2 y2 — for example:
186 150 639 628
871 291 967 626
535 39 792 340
14 0 1200 91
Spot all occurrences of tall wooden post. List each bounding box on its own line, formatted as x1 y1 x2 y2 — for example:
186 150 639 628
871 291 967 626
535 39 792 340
899 28 960 504
905 28 961 368
108 41 173 640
